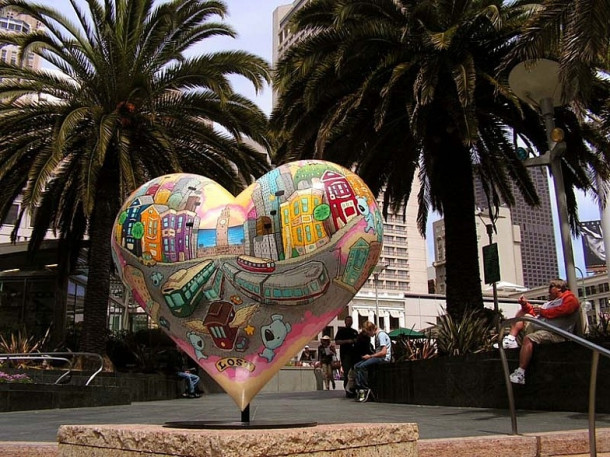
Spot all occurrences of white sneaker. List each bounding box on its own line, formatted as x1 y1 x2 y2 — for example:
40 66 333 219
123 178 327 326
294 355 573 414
502 335 519 349
356 389 367 402
356 388 371 402
509 369 525 385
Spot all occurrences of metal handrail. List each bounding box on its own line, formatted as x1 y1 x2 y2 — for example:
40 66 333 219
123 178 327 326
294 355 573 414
2 355 72 384
0 352 104 386
498 316 610 457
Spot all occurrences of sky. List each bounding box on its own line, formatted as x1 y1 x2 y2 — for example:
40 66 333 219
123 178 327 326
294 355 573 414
42 0 286 115
40 0 604 276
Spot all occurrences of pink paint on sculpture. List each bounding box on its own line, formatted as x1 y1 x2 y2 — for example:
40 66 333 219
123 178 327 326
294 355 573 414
111 160 383 409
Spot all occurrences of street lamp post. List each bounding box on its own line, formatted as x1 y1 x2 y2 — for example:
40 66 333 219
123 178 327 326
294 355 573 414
575 266 587 301
596 175 610 275
508 59 580 331
373 263 387 328
476 210 500 314
575 266 595 325
484 223 500 314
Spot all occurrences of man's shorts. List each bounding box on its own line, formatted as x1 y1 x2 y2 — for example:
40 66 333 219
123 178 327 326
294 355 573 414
523 322 566 344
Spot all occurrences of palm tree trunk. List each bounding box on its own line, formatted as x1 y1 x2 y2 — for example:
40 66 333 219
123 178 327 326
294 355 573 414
438 137 484 319
80 168 120 354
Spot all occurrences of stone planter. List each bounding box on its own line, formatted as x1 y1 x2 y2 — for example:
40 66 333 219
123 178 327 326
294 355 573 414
369 342 610 413
0 382 128 412
0 369 185 412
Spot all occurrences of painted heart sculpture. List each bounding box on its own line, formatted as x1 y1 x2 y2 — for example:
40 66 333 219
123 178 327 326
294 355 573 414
111 160 383 410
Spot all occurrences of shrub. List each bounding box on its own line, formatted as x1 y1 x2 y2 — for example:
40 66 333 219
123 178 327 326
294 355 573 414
587 313 610 341
0 326 50 354
433 308 496 356
62 322 82 352
0 371 33 383
106 328 177 373
106 330 140 371
393 334 438 362
0 327 51 368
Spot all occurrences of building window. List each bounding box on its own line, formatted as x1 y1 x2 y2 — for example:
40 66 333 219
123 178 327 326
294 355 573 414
389 316 399 330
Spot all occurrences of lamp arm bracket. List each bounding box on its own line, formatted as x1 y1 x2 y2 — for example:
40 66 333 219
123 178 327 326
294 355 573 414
523 151 551 168
550 142 566 160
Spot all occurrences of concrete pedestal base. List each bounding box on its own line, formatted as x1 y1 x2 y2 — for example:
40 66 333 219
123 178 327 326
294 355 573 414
57 423 418 456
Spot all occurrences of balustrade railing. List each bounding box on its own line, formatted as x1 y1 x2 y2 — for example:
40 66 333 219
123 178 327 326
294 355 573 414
0 352 104 386
498 316 610 457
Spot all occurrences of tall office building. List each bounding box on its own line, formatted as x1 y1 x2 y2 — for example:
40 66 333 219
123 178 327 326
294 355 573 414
0 7 43 71
473 167 559 289
434 167 559 293
273 2 304 63
432 206 524 295
272 1 309 106
0 8 45 243
349 177 429 331
273 1 429 332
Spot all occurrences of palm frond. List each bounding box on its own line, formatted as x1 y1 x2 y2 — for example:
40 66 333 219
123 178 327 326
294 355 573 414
0 0 272 353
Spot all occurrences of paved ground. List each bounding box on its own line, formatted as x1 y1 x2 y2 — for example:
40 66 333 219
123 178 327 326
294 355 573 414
1 389 609 443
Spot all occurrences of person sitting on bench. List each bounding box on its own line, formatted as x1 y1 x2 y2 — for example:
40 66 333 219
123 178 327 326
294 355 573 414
353 320 392 402
176 349 201 398
501 278 580 385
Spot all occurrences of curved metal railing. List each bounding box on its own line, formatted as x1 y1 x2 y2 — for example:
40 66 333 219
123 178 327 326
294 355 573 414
0 352 104 386
498 316 610 457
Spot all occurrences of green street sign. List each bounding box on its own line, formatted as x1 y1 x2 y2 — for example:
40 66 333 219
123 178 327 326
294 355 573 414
483 243 500 284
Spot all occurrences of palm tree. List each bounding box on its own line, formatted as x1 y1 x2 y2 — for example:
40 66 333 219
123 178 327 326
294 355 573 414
0 0 271 353
505 0 610 104
270 0 610 319
505 0 610 206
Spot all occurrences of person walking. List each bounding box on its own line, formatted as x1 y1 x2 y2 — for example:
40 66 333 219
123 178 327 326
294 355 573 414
299 345 314 366
318 335 337 390
334 316 358 395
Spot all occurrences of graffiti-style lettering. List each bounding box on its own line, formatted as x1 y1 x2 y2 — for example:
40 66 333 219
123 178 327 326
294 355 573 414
216 357 255 372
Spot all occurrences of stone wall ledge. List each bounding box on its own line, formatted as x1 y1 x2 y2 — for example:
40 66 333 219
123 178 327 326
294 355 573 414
57 423 419 457
0 367 316 412
4 427 610 457
0 383 129 412
0 442 58 457
371 342 610 412
419 428 610 457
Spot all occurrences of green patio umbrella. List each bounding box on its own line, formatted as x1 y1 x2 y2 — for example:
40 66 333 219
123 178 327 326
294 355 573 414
388 328 425 339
